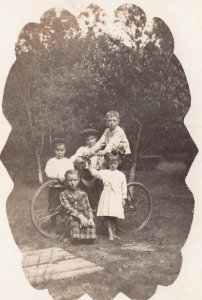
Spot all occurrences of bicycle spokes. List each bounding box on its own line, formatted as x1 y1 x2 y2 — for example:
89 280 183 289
118 182 152 232
31 180 66 239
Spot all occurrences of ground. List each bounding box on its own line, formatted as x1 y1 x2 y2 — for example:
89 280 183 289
6 167 194 300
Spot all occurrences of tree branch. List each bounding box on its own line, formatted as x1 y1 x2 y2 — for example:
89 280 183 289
39 126 45 157
122 26 135 48
15 123 34 156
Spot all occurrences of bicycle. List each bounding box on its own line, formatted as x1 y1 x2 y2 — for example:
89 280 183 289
30 156 152 239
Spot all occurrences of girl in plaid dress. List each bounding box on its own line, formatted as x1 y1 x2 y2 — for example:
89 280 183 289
60 169 96 242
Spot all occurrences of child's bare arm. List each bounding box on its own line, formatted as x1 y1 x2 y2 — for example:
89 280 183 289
88 160 102 180
122 198 126 206
79 215 89 227
121 173 127 200
82 192 95 227
88 218 95 227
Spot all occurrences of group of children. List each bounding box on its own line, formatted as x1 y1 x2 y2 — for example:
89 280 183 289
45 111 131 242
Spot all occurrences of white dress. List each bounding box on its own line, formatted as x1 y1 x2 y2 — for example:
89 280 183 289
90 169 127 219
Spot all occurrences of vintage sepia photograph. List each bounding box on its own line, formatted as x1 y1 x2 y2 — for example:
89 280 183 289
0 2 200 300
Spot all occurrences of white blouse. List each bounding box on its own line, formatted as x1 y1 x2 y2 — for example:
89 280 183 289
45 157 74 179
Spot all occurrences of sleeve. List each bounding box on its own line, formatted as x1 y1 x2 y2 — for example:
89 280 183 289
55 159 74 178
89 167 103 180
104 128 125 153
45 159 57 179
65 159 74 171
90 130 107 153
59 191 80 218
82 192 93 219
69 153 78 163
70 147 87 163
121 173 127 199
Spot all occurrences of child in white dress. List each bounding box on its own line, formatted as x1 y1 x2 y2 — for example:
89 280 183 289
89 153 127 240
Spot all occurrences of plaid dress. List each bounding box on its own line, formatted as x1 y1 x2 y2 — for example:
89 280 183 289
60 188 96 240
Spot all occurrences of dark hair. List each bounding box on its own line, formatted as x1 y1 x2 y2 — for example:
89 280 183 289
64 169 80 180
107 153 121 164
84 133 98 139
81 128 99 138
54 142 67 150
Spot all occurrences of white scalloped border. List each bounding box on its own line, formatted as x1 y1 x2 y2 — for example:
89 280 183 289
1 1 202 299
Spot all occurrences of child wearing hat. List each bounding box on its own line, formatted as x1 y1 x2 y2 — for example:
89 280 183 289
45 139 74 181
70 128 100 170
45 129 74 229
70 128 101 210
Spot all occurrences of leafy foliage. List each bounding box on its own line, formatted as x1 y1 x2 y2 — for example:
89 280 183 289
2 5 193 182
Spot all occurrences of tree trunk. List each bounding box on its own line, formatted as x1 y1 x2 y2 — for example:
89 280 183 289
36 154 43 184
129 122 142 182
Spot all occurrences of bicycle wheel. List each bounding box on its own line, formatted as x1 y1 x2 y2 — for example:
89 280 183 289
117 182 152 232
30 179 66 239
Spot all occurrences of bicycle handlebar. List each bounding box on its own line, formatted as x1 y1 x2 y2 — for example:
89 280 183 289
77 152 104 160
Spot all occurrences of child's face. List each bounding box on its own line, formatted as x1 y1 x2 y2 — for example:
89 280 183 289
107 117 119 130
85 135 97 148
108 159 119 171
66 173 80 190
55 144 66 159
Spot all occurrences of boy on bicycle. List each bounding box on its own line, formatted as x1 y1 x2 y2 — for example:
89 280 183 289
89 111 131 169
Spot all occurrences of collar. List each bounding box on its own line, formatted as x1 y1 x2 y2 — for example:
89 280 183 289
68 187 80 193
65 187 81 202
108 126 119 134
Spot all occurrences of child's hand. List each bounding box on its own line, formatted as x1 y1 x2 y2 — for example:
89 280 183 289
87 158 91 168
88 218 95 227
83 149 91 157
79 215 88 227
85 150 93 158
76 157 85 164
98 150 107 156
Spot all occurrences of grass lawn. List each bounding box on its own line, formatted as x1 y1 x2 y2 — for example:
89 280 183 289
6 170 194 300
